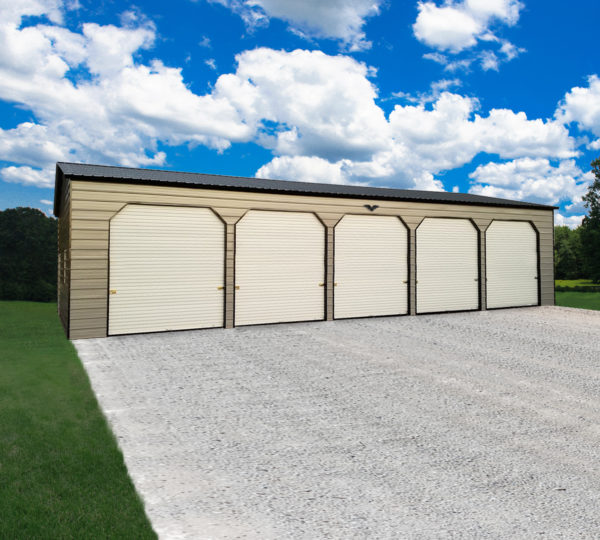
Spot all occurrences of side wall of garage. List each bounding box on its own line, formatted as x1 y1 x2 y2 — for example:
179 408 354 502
66 179 554 339
57 178 71 334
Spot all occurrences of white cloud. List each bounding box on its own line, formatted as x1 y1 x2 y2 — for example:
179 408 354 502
256 155 348 184
479 50 499 71
465 0 521 24
468 158 592 207
556 74 600 137
1 165 54 187
0 123 65 167
387 94 575 170
1 0 64 25
82 22 155 77
209 0 382 50
251 90 575 192
414 2 482 53
216 48 390 161
40 199 53 204
588 138 600 150
414 0 522 52
475 109 576 159
499 39 523 61
414 0 523 71
554 213 585 229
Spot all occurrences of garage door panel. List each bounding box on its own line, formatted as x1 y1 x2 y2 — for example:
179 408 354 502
417 218 479 314
334 215 408 319
486 221 538 309
235 211 325 326
109 205 224 335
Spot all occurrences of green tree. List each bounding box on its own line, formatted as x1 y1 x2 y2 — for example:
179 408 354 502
554 225 583 279
580 158 600 282
0 207 57 301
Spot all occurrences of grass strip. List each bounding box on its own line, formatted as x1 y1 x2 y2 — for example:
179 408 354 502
555 291 600 311
0 301 156 539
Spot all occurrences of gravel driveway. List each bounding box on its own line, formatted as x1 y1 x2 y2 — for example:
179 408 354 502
74 306 600 539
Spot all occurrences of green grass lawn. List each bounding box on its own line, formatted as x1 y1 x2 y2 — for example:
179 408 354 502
555 291 600 311
0 302 156 539
555 279 599 288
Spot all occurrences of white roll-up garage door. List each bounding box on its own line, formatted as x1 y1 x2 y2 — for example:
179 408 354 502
486 220 538 309
235 210 325 326
416 218 479 314
109 205 224 335
334 215 408 319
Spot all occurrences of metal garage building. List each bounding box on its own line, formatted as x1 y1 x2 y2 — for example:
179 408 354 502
54 162 555 339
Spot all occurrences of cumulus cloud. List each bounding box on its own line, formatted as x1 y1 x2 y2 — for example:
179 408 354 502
2 0 64 25
415 0 524 71
208 0 382 51
1 165 54 187
256 155 349 184
556 74 600 138
554 213 585 229
216 48 389 161
414 0 521 52
253 90 576 192
468 158 592 207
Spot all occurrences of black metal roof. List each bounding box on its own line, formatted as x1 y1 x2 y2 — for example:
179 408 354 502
53 161 556 216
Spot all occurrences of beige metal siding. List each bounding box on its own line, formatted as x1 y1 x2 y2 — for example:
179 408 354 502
417 218 479 313
334 215 408 319
67 179 554 338
486 221 538 308
235 210 325 326
108 205 224 335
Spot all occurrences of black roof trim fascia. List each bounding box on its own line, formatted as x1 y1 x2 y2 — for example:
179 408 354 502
53 162 558 216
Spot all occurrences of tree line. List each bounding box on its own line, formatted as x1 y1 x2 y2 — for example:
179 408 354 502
0 207 57 302
0 159 599 303
555 158 600 282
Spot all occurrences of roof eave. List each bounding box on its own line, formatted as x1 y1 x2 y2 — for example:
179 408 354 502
61 173 556 210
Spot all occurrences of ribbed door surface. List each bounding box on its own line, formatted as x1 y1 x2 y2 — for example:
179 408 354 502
334 215 408 319
109 205 224 335
486 221 538 308
416 218 479 313
235 210 325 326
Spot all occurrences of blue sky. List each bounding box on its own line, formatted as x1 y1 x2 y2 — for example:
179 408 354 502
0 0 599 226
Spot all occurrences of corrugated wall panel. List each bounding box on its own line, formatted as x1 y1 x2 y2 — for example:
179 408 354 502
334 215 408 319
417 218 479 313
235 210 325 326
108 205 224 335
486 221 538 308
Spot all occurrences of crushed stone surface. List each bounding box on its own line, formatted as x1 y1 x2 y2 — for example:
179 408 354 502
74 306 600 539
